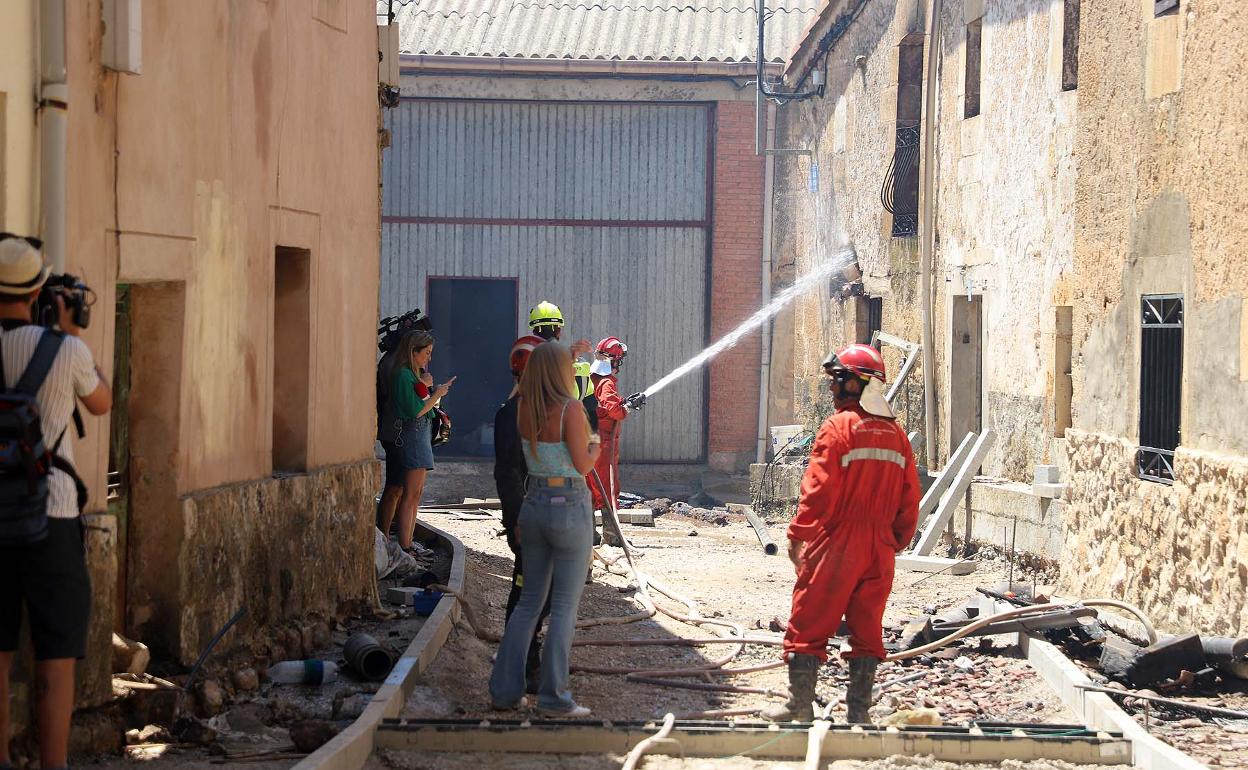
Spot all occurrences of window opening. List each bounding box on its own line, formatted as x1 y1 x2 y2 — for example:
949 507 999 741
965 19 982 118
273 247 312 473
1154 0 1179 17
1062 0 1080 91
1137 294 1182 483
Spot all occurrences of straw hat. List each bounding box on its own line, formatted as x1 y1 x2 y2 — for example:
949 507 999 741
0 234 51 296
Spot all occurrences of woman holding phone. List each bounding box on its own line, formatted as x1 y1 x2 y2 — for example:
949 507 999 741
489 341 600 717
388 330 455 555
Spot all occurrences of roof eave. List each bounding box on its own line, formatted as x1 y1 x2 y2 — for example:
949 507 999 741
783 0 844 78
399 54 785 78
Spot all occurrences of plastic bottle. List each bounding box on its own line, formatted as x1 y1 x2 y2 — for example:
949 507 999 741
266 660 338 685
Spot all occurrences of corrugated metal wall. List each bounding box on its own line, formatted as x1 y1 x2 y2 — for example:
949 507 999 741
381 99 711 462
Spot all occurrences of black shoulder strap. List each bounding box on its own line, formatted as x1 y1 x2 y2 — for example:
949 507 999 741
14 330 64 397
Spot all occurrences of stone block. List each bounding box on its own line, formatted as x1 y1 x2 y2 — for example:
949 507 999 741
1033 465 1060 484
385 586 424 606
1144 14 1182 99
1032 482 1066 499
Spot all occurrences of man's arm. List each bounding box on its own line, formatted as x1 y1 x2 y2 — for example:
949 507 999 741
892 437 922 550
595 377 628 422
786 419 844 544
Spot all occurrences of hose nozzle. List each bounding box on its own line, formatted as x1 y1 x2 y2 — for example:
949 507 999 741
624 392 647 412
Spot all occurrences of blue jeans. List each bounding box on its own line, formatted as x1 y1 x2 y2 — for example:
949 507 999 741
489 477 593 711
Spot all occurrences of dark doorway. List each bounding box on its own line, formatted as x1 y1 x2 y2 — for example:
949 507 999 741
949 295 983 448
108 284 132 633
427 278 518 457
273 247 311 473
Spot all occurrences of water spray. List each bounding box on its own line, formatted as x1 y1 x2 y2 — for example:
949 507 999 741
632 245 859 406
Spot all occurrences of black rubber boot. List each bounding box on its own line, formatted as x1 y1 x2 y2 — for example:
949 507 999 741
845 656 880 724
760 654 818 722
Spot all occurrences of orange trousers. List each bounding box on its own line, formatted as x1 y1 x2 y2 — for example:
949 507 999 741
782 522 895 662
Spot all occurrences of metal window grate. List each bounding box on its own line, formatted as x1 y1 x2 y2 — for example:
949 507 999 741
1137 294 1182 484
882 123 921 237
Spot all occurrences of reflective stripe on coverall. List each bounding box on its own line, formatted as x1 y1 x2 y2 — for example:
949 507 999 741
588 374 627 511
783 401 921 662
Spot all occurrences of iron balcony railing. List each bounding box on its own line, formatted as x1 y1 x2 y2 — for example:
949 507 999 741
882 122 920 237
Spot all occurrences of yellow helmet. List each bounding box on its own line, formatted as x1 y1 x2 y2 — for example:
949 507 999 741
528 301 565 329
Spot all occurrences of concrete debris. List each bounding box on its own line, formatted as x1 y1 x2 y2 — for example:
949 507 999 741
112 633 151 676
1099 632 1206 688
195 679 226 716
125 724 171 745
288 719 342 753
231 667 260 692
880 708 944 726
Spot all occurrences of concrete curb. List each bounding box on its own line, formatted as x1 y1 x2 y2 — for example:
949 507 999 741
292 519 467 770
979 597 1210 770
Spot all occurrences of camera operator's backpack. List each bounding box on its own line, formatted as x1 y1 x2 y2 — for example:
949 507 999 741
0 331 69 545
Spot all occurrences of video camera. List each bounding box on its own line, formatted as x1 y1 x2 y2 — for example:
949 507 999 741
378 307 432 353
37 273 96 330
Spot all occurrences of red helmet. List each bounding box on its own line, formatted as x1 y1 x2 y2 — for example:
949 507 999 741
822 343 886 382
509 335 545 376
595 336 628 362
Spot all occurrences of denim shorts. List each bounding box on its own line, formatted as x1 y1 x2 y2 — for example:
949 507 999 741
396 416 434 471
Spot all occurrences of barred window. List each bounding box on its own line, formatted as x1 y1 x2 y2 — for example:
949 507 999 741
883 37 924 238
1137 294 1182 484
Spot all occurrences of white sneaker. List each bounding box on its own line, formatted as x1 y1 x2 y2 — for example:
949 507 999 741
539 703 591 718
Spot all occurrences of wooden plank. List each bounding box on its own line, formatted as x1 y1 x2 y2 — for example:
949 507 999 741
918 432 977 521
913 431 994 556
374 719 1130 764
896 555 977 575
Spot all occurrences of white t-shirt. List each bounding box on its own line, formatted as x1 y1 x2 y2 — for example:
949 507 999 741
0 323 101 518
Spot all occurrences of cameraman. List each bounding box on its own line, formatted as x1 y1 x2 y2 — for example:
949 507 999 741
0 235 111 770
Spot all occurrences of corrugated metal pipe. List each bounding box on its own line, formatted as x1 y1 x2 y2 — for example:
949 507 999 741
39 0 68 272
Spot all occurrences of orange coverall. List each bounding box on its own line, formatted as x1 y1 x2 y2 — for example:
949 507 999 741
588 374 628 512
783 401 921 661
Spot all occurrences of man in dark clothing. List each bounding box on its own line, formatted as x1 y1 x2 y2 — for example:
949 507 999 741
493 335 549 690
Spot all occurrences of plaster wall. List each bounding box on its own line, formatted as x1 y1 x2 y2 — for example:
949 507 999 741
1060 0 1248 635
0 0 36 232
55 0 381 664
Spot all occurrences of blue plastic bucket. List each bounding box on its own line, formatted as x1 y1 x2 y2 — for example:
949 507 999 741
412 589 442 616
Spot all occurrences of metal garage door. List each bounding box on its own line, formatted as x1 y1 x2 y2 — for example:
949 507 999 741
381 99 710 462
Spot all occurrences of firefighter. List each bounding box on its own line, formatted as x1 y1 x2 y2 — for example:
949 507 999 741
527 301 593 399
586 337 632 519
493 334 550 692
761 344 921 724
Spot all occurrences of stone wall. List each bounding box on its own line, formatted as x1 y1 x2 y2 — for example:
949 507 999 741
1060 430 1248 637
1061 1 1248 636
170 461 379 665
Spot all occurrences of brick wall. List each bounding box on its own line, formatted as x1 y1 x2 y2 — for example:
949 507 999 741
708 100 765 472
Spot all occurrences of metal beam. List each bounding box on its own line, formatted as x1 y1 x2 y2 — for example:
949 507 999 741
375 719 1130 764
913 430 995 555
872 331 922 405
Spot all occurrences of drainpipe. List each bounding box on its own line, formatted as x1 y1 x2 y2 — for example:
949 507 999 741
755 102 777 464
39 0 69 272
919 0 943 465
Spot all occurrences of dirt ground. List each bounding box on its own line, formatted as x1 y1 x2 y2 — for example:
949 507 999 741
378 508 1087 769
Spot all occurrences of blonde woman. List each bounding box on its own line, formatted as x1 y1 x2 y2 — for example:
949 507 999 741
489 342 600 716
